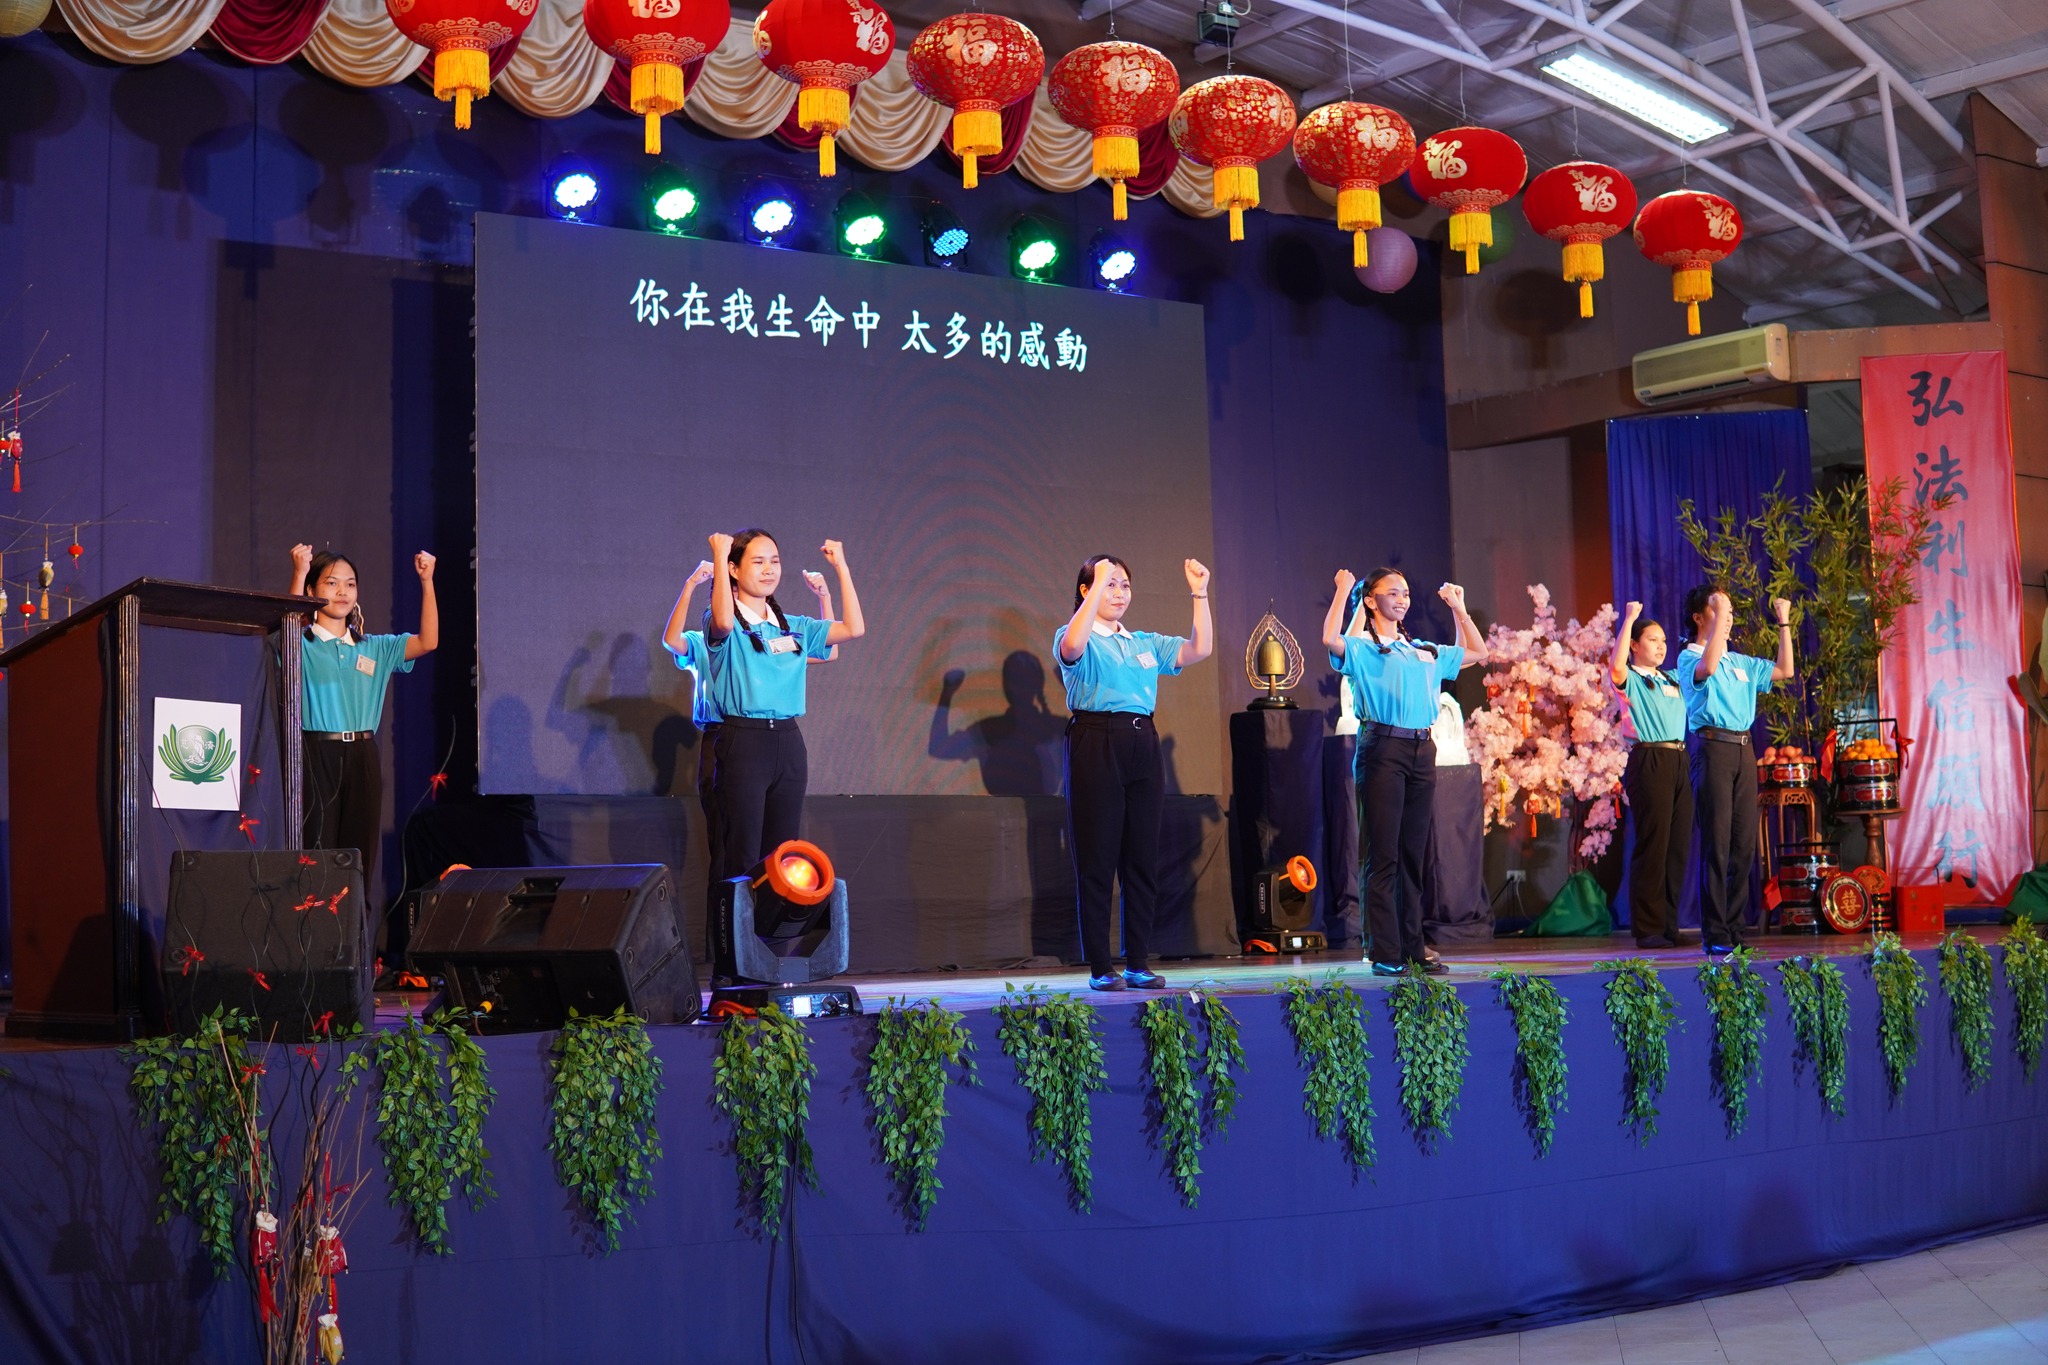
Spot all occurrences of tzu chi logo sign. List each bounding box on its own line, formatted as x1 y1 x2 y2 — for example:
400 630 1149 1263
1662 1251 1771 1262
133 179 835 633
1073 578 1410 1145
152 697 243 812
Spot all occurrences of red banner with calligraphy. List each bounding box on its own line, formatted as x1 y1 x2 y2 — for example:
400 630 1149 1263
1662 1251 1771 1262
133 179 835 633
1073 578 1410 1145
1861 351 2029 902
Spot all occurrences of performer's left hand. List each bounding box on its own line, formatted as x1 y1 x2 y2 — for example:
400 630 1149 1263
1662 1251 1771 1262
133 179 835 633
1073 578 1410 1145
1438 582 1467 611
414 551 437 582
1184 559 1210 594
803 570 830 598
820 539 847 568
1771 596 1792 624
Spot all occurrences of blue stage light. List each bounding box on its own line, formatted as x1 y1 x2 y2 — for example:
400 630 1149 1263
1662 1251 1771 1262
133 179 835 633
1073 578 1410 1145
1091 232 1138 291
922 205 970 267
750 196 796 242
549 171 600 221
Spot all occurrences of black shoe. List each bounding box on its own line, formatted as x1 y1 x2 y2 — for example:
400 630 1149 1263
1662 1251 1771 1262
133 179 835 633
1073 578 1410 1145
1122 968 1168 989
1369 960 1407 978
1412 957 1449 976
1670 931 1699 947
1089 972 1126 992
1704 941 1736 958
1635 935 1676 950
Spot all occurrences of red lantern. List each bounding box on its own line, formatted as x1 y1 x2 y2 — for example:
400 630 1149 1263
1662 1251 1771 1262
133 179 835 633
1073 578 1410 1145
1046 40 1178 221
753 0 895 177
584 0 730 155
1634 189 1743 336
1408 126 1526 275
1292 101 1414 269
1168 75 1296 243
385 0 539 129
1522 161 1637 319
906 14 1042 190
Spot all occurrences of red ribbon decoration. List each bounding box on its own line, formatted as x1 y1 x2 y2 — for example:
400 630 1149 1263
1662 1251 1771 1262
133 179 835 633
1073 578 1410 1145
237 814 261 844
327 887 349 915
172 944 206 975
247 970 272 993
292 896 319 913
298 853 318 866
312 1010 334 1036
428 771 449 798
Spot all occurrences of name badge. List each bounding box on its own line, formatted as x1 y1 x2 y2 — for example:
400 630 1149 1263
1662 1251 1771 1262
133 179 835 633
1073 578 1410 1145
1136 651 1158 669
767 636 799 655
355 655 377 676
1662 685 1680 697
1731 666 1748 682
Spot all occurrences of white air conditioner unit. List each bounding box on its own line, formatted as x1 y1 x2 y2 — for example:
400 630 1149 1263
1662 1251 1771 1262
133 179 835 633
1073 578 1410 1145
1632 324 1791 405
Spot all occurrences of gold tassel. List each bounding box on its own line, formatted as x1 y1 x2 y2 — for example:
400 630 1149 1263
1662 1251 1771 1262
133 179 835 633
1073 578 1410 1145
1563 241 1604 319
1229 206 1244 241
1687 301 1701 335
819 133 836 177
1673 265 1713 337
1335 184 1381 235
1092 133 1140 183
953 108 1002 189
1113 179 1127 220
1354 229 1367 268
631 62 686 154
433 49 491 129
798 86 850 177
1213 165 1260 242
1448 209 1493 276
963 153 978 189
1580 280 1594 319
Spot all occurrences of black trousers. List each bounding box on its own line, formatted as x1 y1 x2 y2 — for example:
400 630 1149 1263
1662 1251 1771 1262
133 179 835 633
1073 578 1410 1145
1622 745 1693 942
1064 712 1164 977
1691 735 1758 946
703 719 807 977
303 733 383 893
1356 732 1436 967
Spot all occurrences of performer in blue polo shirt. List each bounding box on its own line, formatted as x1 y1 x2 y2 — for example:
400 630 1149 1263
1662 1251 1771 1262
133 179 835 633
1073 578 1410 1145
1609 602 1696 950
1676 586 1795 956
700 528 864 982
1322 566 1487 978
1056 553 1213 992
286 543 437 906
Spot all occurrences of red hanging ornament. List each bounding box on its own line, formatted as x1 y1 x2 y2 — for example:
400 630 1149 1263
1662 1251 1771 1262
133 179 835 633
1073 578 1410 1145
315 1224 349 1277
1633 188 1743 336
1168 74 1297 243
1409 125 1527 275
1522 161 1637 319
583 0 729 154
1047 40 1178 221
1292 101 1415 268
905 14 1042 190
385 0 539 129
753 0 895 178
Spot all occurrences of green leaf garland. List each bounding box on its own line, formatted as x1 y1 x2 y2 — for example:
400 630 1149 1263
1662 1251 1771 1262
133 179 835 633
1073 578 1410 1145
2004 919 2048 1078
993 986 1109 1212
550 1007 664 1250
1281 975 1375 1174
1868 932 1929 1100
1490 971 1569 1157
1602 959 1680 1144
125 1007 264 1273
1696 948 1769 1136
713 1005 816 1239
1388 974 1469 1150
864 998 976 1230
1778 955 1849 1117
1938 931 1995 1089
365 1008 497 1253
1136 991 1247 1207
1196 991 1248 1135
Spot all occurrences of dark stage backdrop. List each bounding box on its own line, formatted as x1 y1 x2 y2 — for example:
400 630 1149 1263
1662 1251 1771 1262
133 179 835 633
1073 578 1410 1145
473 214 1218 797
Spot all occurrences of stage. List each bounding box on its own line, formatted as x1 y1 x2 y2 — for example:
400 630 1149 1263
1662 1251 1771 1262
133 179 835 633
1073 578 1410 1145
4 928 2046 1365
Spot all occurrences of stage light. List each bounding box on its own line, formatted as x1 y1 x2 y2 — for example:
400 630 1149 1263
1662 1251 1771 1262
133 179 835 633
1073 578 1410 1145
1009 218 1061 282
649 183 699 234
1090 231 1138 291
548 168 601 222
748 193 797 245
835 193 887 257
1540 50 1729 145
709 839 861 1019
922 205 970 267
1244 855 1327 954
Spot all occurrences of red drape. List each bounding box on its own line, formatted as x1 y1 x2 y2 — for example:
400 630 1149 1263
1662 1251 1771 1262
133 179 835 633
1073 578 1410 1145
770 84 860 151
1125 119 1182 199
489 37 521 79
209 0 332 65
602 55 707 115
939 87 1033 179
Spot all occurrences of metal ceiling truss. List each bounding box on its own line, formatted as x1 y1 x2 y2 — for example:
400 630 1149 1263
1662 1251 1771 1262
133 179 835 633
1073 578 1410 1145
1190 0 1982 312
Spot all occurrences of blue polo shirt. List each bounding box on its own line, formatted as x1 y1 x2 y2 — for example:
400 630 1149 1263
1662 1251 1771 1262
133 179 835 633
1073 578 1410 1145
301 628 413 733
1619 666 1687 743
1676 643 1772 732
703 609 834 720
1329 635 1463 731
667 630 721 727
1054 623 1186 714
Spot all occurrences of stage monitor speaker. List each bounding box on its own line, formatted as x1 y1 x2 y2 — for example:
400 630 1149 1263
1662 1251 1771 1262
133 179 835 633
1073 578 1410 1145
162 850 372 1042
410 864 698 1033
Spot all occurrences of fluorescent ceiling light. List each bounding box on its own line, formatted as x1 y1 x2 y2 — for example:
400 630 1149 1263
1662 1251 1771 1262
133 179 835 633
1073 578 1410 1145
1541 50 1731 145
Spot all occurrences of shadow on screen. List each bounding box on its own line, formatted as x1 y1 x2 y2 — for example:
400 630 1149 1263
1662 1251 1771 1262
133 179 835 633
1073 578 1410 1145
482 696 565 795
547 633 694 795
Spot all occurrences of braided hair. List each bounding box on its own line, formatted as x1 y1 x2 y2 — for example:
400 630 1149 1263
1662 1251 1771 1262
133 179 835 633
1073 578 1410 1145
1350 567 1438 657
706 527 793 651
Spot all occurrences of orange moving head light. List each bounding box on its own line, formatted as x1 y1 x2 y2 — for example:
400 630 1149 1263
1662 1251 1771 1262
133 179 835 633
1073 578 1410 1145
753 840 835 906
1286 856 1317 894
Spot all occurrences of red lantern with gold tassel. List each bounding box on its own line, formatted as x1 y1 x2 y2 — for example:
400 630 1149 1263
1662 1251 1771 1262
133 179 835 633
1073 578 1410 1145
1522 160 1637 319
584 0 730 155
385 0 539 128
1292 101 1414 269
1046 40 1178 221
906 14 1042 190
1408 125 1526 274
1168 74 1296 242
753 0 895 177
1634 189 1742 336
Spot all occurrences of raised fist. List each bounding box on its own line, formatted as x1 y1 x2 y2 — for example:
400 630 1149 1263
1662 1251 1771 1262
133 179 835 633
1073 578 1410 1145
414 551 436 581
1184 559 1210 594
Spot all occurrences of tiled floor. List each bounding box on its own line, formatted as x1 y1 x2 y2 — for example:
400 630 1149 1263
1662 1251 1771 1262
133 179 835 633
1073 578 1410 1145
1346 1221 2048 1364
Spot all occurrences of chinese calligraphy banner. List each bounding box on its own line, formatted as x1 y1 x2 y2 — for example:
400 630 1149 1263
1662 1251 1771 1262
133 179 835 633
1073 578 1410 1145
1861 351 2028 900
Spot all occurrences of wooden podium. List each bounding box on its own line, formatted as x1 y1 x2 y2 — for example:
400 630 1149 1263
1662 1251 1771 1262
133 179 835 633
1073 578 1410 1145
2 580 318 1040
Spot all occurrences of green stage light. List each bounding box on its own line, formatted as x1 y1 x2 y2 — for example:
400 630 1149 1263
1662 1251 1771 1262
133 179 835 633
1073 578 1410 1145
1009 218 1061 282
835 193 888 257
651 185 698 232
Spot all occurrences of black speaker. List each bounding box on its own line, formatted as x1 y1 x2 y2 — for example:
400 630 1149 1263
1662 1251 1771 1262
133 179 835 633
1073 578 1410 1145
410 865 698 1033
162 850 372 1042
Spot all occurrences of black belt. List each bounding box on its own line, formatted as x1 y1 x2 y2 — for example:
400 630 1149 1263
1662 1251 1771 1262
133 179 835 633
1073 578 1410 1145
1362 722 1431 740
1070 710 1153 729
1638 739 1686 750
720 716 799 730
1699 726 1751 745
304 730 374 742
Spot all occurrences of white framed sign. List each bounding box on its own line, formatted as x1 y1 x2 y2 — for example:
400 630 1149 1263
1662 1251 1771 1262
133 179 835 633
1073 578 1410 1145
151 697 243 812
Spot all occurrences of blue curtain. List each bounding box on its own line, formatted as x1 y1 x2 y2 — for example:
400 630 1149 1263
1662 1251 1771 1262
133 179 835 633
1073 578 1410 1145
1605 412 1813 930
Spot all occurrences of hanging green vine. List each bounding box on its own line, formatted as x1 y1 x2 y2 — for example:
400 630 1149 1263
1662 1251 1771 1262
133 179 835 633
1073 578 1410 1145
993 986 1109 1212
1938 931 1995 1089
2004 919 2048 1078
1388 974 1469 1151
1281 975 1376 1175
1603 960 1680 1144
549 1007 664 1250
1490 971 1569 1157
1196 991 1247 1134
1778 955 1850 1117
1135 991 1247 1207
1696 948 1769 1136
864 998 976 1230
364 1007 497 1253
1868 932 1929 1100
713 1005 816 1239
125 1007 264 1273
